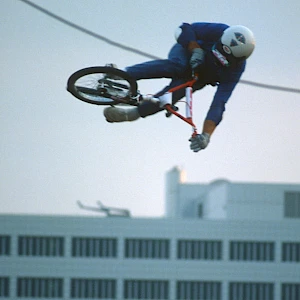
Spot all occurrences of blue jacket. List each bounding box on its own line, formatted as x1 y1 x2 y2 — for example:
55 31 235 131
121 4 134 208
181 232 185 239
177 22 246 125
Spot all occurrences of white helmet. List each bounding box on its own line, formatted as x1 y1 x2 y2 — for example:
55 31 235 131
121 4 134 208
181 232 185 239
212 25 255 67
221 25 255 59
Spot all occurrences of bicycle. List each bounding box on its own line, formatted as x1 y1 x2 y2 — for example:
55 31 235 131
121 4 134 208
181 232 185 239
67 66 199 137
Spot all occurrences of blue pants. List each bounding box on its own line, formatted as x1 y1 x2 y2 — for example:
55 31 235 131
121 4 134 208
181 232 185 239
125 44 205 117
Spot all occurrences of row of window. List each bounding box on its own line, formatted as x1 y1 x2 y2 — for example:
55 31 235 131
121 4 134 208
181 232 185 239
1 235 299 262
229 241 275 261
178 240 222 260
177 281 221 300
72 237 117 258
1 277 299 299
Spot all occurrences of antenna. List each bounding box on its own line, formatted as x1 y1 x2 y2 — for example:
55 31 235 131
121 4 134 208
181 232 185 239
77 200 131 218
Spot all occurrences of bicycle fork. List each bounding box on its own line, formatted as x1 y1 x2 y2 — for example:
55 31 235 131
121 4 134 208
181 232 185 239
142 76 199 138
165 85 198 137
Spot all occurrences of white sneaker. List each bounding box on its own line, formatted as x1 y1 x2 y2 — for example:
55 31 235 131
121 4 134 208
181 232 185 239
105 63 123 80
105 63 118 69
103 107 140 123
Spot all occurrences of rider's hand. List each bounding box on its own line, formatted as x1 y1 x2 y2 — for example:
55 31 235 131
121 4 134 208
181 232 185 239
190 48 205 70
189 133 210 152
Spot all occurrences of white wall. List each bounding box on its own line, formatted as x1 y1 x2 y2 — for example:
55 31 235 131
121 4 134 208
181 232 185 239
1 214 300 300
165 166 300 221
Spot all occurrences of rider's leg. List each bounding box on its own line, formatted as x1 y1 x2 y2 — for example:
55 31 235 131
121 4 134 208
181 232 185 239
103 79 206 122
104 44 192 122
104 78 187 122
137 79 206 117
125 44 190 80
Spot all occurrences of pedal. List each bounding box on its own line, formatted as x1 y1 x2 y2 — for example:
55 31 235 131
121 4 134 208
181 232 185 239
165 105 178 118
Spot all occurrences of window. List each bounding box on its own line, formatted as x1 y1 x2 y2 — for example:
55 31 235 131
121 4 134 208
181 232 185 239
229 282 274 300
284 191 300 218
176 281 221 300
17 277 63 298
198 204 203 218
229 241 275 261
0 236 10 256
282 242 300 262
124 280 169 299
70 278 116 299
18 236 64 256
282 283 300 300
177 240 222 260
0 277 9 298
125 239 169 259
72 237 117 258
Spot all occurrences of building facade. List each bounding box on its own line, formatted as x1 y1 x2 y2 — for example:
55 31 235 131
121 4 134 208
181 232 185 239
1 167 300 300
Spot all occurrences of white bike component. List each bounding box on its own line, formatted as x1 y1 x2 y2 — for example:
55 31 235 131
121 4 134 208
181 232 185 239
142 95 160 103
185 87 193 119
158 93 172 108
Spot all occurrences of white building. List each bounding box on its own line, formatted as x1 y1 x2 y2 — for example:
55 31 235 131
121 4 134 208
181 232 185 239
166 166 300 221
1 166 300 300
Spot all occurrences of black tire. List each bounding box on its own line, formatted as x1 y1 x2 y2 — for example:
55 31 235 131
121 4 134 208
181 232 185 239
67 66 138 105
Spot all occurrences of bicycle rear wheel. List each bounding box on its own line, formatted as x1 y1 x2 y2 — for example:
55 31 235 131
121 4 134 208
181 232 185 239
67 66 138 105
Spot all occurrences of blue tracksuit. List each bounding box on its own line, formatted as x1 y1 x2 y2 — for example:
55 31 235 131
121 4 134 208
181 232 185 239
125 22 246 125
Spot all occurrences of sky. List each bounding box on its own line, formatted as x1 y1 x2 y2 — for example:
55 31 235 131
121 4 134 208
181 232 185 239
1 0 300 218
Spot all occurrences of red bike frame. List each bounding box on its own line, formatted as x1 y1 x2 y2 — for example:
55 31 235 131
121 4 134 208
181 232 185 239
164 75 198 137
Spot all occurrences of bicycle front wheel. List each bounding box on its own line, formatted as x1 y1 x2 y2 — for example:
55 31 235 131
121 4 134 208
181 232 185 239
67 66 138 105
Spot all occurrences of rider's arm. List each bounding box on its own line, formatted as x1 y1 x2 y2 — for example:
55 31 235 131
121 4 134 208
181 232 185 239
175 22 229 50
175 23 201 52
205 62 246 126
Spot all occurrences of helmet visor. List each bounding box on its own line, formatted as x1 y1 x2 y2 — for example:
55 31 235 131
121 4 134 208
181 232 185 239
212 40 245 68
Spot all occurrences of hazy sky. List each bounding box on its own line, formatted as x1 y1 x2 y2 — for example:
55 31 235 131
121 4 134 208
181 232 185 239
1 0 300 217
